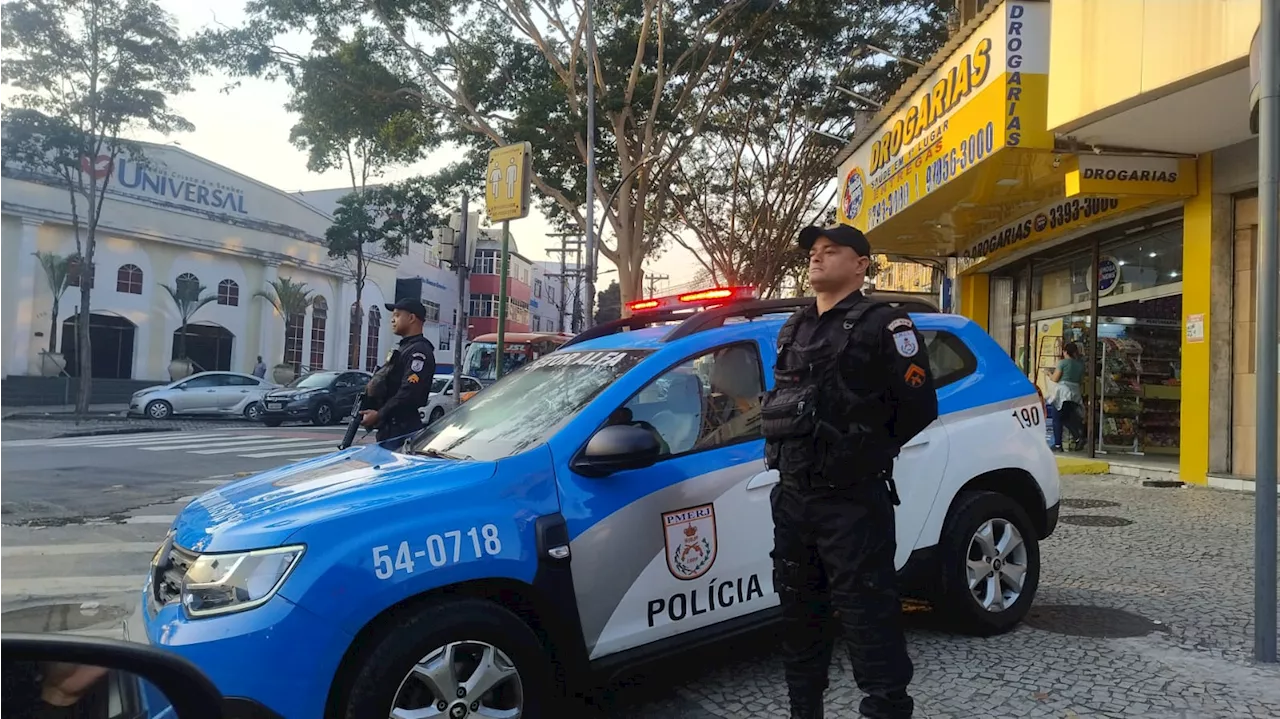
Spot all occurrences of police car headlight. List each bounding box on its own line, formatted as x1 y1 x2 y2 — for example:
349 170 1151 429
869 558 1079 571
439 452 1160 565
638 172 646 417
180 545 304 618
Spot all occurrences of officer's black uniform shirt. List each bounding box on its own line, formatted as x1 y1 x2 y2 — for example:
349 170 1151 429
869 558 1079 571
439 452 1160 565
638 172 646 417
790 289 938 452
378 333 435 427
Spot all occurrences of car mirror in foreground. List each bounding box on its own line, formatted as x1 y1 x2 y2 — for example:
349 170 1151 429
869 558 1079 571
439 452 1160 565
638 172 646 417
1 633 226 719
573 424 663 477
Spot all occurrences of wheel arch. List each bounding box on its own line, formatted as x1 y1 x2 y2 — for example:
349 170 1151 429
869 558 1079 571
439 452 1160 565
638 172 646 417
956 468 1050 538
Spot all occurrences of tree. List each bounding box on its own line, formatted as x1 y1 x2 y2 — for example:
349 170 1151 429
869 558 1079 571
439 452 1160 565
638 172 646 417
200 0 797 308
595 280 621 325
669 1 950 297
34 251 72 354
255 277 316 369
1 0 196 412
283 33 438 365
159 280 217 363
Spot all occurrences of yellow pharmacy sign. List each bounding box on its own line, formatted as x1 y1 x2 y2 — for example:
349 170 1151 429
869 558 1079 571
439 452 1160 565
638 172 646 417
835 1 1053 234
1065 155 1197 198
486 142 533 222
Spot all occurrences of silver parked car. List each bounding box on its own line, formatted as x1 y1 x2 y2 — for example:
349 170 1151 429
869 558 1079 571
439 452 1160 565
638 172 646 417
128 371 279 420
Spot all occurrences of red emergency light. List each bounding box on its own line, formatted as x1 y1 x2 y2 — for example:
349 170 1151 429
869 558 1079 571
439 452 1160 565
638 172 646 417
626 285 757 313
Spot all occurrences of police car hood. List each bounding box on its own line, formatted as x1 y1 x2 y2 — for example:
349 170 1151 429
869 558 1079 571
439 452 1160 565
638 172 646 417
171 443 497 553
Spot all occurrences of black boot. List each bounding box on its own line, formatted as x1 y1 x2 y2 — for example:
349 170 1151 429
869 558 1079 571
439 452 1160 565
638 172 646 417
788 693 824 719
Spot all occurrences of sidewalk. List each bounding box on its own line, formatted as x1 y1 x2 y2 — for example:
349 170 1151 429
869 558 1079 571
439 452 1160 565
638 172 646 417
2 403 132 419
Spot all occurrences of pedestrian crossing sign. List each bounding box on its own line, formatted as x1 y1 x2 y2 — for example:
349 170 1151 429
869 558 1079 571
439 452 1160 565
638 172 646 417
485 142 533 222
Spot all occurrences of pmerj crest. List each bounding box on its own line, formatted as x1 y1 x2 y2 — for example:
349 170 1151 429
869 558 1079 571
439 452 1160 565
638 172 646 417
662 503 717 580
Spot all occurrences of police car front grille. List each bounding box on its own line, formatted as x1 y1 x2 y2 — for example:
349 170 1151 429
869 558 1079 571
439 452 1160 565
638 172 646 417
153 543 198 607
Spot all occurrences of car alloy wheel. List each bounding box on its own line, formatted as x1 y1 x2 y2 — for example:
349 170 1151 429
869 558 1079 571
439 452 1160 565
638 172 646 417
966 518 1029 612
146 401 172 420
390 640 523 719
245 402 264 421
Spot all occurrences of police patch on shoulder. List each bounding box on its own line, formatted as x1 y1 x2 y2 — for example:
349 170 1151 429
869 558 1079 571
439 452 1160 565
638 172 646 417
887 317 913 332
407 374 419 384
892 330 919 357
904 363 926 388
410 358 425 372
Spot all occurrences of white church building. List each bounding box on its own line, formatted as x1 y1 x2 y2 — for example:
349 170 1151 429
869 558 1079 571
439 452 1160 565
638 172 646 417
1 142 400 393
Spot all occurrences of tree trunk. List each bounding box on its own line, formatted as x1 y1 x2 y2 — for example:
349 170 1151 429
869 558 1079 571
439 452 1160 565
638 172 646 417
75 282 91 413
178 320 187 359
48 298 59 354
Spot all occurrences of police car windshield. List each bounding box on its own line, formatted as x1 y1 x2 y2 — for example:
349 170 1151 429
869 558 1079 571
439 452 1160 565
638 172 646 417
407 349 650 462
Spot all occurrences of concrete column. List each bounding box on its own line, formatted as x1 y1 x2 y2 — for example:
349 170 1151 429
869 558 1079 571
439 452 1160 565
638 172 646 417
10 219 44 376
259 262 280 369
1208 191 1235 474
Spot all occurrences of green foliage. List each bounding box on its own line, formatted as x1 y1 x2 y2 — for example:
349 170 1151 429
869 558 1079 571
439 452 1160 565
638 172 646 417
595 280 622 325
2 0 196 410
34 251 72 354
159 280 217 360
255 277 316 366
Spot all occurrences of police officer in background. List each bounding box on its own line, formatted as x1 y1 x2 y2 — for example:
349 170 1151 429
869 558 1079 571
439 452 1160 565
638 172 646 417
359 298 436 442
761 225 938 719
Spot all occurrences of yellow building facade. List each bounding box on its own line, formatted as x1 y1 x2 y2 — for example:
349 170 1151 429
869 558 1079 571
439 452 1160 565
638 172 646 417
832 0 1267 486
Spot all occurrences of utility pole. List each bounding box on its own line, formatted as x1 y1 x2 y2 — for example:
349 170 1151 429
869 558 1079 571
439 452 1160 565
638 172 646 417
451 198 470 402
1254 0 1278 664
645 272 670 297
546 233 584 334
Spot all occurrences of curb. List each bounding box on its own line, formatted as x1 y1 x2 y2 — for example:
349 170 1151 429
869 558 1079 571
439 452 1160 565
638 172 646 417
52 427 176 439
3 412 132 421
1056 456 1111 475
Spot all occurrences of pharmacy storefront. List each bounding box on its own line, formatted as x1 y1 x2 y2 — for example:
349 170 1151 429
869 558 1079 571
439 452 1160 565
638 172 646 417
831 0 1212 469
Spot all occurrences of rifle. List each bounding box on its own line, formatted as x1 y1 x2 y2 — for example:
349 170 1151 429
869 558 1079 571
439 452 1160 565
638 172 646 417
339 391 371 450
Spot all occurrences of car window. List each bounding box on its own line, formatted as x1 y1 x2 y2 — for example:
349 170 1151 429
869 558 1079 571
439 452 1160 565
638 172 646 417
464 378 482 393
181 375 223 389
919 330 977 388
408 349 650 462
615 343 764 458
225 375 258 386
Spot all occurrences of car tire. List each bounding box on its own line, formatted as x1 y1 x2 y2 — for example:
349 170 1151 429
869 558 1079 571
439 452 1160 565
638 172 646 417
936 490 1041 637
144 400 173 420
313 402 334 426
244 402 264 422
429 407 445 424
262 419 283 428
338 598 557 719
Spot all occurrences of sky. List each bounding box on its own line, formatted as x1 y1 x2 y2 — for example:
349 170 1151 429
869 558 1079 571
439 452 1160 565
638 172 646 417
121 0 704 295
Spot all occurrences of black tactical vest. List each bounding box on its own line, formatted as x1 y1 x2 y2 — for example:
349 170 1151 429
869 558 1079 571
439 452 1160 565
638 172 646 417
761 298 895 486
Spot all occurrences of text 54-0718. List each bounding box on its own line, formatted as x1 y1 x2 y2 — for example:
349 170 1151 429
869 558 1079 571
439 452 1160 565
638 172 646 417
372 524 503 579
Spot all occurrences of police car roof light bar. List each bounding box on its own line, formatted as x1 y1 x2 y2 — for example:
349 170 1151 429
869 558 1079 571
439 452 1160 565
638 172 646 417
662 293 940 342
625 285 757 314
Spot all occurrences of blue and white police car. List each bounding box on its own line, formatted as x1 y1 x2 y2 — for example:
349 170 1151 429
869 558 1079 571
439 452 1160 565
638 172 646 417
129 287 1060 719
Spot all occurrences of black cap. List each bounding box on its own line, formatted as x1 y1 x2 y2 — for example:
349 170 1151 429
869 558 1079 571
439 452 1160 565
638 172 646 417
798 224 871 256
385 298 427 320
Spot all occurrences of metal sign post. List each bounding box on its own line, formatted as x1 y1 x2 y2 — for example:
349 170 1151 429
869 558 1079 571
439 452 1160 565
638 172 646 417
1254 0 1278 664
486 142 534 381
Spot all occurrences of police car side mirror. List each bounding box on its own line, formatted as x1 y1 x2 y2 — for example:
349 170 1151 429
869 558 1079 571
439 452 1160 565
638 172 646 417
1 633 229 719
573 424 663 477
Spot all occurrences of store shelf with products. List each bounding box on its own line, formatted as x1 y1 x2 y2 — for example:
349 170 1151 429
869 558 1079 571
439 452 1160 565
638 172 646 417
1092 321 1182 456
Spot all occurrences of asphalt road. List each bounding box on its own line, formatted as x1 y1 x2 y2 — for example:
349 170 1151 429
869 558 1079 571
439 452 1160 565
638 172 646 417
2 440 1280 711
0 424 361 525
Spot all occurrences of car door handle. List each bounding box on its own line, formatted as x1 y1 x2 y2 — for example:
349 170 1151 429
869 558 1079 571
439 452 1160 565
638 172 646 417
746 469 779 491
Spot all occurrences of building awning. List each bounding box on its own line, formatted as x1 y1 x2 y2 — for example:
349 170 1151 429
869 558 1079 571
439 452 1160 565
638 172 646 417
833 0 1059 259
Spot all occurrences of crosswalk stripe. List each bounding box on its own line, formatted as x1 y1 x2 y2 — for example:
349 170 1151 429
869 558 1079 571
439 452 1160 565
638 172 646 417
137 435 276 451
243 446 338 458
188 438 335 455
121 515 178 525
2 576 144 597
2 542 158 557
73 432 234 447
2 432 194 448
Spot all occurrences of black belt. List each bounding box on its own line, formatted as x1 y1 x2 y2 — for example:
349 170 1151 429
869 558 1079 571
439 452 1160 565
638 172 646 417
778 468 900 505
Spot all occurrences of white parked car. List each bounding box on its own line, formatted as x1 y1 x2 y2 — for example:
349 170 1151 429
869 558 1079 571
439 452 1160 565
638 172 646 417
128 371 278 420
418 373 484 425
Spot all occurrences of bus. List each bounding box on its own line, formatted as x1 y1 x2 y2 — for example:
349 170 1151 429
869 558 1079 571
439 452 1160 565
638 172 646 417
462 331 574 386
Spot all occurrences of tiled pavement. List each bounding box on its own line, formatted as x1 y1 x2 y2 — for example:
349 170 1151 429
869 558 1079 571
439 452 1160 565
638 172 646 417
4 474 1278 717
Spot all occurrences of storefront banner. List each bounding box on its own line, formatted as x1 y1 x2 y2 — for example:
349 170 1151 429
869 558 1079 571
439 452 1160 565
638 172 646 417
837 1 1052 233
959 194 1155 261
1065 155 1197 198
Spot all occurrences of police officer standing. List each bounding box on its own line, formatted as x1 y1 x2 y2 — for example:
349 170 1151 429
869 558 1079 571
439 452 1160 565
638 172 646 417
761 225 938 719
359 298 436 442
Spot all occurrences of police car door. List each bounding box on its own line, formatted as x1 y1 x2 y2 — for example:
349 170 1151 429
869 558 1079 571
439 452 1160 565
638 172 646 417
565 341 777 660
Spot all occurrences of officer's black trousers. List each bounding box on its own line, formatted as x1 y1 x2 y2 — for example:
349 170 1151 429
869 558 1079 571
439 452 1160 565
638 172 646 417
376 419 424 444
770 479 914 719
